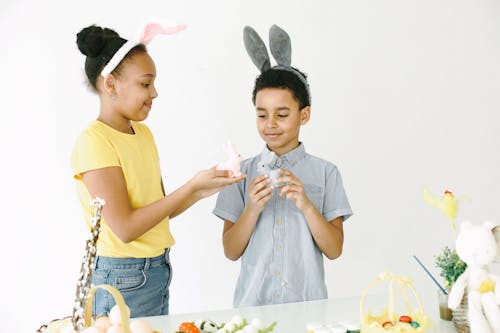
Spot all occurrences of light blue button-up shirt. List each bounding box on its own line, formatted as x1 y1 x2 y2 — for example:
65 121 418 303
213 143 353 308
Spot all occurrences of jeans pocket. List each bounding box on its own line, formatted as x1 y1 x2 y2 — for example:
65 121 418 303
91 269 111 316
92 268 109 285
113 269 147 292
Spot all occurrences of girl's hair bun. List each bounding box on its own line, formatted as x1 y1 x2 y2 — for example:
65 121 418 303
76 25 119 57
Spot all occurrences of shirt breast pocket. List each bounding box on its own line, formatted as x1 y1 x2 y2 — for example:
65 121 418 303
291 183 324 214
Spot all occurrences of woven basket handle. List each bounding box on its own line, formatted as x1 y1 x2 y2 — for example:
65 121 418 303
72 197 105 330
85 284 131 333
360 272 425 322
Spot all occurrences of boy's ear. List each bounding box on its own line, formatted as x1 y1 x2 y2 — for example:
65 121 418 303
300 106 311 125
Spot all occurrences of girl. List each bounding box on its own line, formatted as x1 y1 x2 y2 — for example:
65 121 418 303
72 24 245 317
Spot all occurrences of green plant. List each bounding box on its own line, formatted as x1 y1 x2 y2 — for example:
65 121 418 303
434 246 467 290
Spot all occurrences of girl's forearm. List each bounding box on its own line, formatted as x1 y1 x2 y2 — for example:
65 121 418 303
112 181 197 242
169 191 201 218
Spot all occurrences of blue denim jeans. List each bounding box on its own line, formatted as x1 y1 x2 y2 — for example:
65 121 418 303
91 249 172 318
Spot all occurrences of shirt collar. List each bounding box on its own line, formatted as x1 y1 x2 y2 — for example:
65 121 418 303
260 142 306 167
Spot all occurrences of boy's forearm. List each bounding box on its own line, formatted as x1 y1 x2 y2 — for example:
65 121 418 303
223 208 261 260
302 204 344 260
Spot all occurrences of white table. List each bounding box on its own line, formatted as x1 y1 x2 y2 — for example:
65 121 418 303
141 294 458 333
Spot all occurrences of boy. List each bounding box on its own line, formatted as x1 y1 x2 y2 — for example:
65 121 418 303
213 25 352 307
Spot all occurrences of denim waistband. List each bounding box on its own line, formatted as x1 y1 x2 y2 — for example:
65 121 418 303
95 248 170 270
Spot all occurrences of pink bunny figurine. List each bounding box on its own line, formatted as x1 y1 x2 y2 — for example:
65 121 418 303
216 141 243 177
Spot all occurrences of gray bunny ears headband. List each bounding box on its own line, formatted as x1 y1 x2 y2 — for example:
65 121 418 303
243 24 310 103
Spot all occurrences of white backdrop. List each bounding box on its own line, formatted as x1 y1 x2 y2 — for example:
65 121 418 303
1 0 500 331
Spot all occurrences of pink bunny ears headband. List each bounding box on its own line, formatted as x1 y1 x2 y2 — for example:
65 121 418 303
100 21 187 77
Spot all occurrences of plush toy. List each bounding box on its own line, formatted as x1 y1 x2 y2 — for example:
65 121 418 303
448 221 500 333
216 141 242 177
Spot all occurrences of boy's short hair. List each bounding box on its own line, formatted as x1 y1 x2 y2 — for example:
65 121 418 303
252 68 311 109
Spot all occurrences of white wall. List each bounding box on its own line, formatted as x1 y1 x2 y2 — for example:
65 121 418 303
1 0 499 331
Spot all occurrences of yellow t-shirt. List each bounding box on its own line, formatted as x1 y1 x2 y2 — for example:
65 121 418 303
71 120 174 258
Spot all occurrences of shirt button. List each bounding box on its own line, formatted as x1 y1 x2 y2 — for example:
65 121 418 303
277 219 283 225
274 293 279 299
276 245 282 251
275 271 281 277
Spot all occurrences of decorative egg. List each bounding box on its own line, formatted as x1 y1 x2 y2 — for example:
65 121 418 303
60 326 78 333
223 322 237 332
94 317 112 331
82 327 102 333
327 323 347 333
130 319 153 333
107 324 124 333
382 321 393 328
410 321 420 328
399 315 412 323
109 305 130 325
250 318 264 330
314 327 332 333
340 321 361 331
201 320 219 332
230 315 244 326
242 324 258 333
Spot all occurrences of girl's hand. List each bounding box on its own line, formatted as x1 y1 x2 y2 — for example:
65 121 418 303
246 174 274 214
277 169 313 211
191 166 246 199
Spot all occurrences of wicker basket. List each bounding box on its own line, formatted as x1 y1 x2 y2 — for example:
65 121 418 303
39 284 161 333
38 285 132 332
452 292 470 333
360 272 431 333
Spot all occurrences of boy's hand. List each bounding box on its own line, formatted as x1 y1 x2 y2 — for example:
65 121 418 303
247 174 274 214
277 170 313 211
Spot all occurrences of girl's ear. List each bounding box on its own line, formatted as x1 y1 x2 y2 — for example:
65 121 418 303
300 106 311 125
103 74 116 97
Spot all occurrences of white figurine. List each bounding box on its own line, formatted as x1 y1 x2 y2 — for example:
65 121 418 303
448 221 500 333
256 150 283 187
